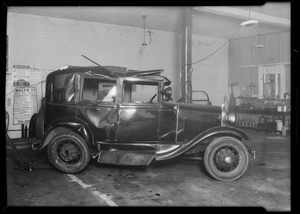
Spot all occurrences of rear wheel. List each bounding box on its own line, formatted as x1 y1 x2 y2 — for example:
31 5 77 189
47 132 90 173
204 137 249 181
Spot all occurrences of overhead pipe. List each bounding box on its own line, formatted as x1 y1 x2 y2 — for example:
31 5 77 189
181 7 193 103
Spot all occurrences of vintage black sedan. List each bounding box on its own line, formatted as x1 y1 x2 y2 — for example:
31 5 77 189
29 65 255 181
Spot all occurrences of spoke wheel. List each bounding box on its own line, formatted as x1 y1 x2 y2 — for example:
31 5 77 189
56 140 81 164
47 132 90 173
204 137 249 181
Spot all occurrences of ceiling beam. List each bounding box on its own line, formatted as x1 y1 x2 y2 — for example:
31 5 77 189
193 6 290 28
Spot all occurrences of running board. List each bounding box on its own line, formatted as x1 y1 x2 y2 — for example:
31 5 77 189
97 149 155 166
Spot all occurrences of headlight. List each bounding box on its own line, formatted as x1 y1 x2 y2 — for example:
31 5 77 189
227 113 236 124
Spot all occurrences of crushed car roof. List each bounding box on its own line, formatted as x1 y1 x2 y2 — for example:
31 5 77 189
48 65 171 85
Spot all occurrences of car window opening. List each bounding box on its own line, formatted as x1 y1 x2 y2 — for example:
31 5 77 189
47 74 76 104
82 78 117 103
123 80 158 103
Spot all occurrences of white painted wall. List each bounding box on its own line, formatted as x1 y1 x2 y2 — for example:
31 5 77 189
6 12 228 138
192 35 228 106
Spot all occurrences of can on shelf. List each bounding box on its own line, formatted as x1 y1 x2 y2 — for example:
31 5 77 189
276 120 283 131
251 120 256 128
283 105 287 112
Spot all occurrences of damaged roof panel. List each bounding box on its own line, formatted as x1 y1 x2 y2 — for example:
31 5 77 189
49 65 170 85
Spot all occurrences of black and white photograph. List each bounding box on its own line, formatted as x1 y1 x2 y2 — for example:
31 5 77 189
3 1 294 211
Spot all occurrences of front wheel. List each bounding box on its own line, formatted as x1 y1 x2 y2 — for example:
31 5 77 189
47 132 91 173
204 137 249 181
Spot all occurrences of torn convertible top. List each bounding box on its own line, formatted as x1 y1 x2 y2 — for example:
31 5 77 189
48 65 171 85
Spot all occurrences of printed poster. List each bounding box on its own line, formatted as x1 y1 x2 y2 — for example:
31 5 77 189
11 66 41 86
13 87 38 125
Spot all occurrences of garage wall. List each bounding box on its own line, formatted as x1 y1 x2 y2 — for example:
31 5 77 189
228 31 290 97
6 12 228 138
192 35 228 106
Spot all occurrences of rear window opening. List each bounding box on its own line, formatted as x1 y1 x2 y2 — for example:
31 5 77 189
82 78 117 103
47 74 76 104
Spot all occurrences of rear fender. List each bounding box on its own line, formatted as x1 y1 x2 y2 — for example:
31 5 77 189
36 98 45 140
38 118 97 156
156 126 251 161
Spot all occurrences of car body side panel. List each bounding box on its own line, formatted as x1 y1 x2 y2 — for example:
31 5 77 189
44 73 78 129
115 104 159 142
44 103 77 128
76 103 118 142
176 102 221 142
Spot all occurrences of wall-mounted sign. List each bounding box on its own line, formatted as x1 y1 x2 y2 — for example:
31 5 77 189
13 87 37 125
13 79 30 87
10 67 41 85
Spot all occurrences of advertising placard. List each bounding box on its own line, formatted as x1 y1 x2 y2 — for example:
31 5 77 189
13 87 37 125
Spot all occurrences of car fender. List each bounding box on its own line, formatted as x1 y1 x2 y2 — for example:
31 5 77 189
156 126 252 161
38 118 98 156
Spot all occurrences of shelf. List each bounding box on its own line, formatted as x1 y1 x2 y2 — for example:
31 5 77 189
234 125 282 133
236 97 290 101
234 108 290 116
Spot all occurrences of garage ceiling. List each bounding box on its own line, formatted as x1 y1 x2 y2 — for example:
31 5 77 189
8 3 290 39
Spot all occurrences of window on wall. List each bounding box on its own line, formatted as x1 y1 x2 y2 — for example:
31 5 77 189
258 64 285 99
82 78 117 103
263 74 276 99
47 74 76 104
123 80 158 104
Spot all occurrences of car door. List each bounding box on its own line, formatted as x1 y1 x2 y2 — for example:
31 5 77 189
157 101 178 143
76 76 118 142
115 78 160 143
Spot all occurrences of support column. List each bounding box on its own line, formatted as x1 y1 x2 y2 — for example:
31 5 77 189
181 7 193 103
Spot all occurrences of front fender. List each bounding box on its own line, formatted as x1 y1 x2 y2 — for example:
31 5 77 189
37 118 97 154
199 126 249 141
156 126 250 161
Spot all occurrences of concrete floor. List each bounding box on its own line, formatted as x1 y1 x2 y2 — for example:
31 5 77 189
5 129 290 210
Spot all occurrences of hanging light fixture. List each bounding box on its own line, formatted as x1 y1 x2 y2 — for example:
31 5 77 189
240 6 259 28
142 15 147 46
254 34 264 48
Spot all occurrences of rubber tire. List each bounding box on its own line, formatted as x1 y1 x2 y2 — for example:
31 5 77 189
204 137 249 181
47 132 91 174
